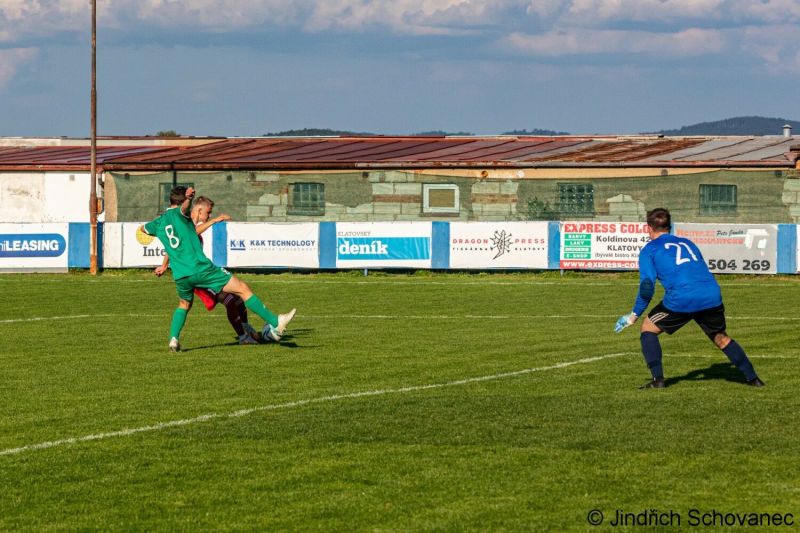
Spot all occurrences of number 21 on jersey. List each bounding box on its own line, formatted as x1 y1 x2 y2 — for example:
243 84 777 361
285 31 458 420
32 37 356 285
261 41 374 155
665 242 697 265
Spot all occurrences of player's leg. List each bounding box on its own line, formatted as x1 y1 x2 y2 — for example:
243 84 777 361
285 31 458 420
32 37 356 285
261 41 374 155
217 292 245 336
639 303 691 388
639 317 665 388
217 291 258 344
233 296 262 341
221 275 296 337
169 276 198 352
697 305 763 386
169 297 193 352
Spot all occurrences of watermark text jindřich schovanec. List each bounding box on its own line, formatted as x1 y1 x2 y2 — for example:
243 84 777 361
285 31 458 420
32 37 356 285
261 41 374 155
587 508 795 527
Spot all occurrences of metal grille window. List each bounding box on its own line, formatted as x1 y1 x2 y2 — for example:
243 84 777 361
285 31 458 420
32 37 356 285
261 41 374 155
289 183 325 215
558 183 594 215
700 184 737 215
159 182 194 213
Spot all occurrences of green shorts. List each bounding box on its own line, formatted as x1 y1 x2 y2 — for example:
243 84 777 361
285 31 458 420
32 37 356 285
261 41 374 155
175 265 233 302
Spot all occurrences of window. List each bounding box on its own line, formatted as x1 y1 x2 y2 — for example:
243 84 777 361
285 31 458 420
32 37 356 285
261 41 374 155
423 184 459 214
289 183 325 215
558 183 594 215
159 182 194 213
699 184 737 215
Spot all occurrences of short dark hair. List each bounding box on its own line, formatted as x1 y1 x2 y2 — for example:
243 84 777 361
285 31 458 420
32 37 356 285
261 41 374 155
646 208 671 231
195 196 214 209
169 186 188 206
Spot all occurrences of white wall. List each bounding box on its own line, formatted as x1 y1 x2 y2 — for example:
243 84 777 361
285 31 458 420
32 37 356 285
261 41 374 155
0 172 103 223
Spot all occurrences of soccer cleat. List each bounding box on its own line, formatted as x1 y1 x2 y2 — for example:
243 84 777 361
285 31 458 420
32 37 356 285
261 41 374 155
275 308 296 336
238 334 259 345
747 377 765 387
169 337 181 352
263 308 297 342
243 322 261 341
639 376 665 389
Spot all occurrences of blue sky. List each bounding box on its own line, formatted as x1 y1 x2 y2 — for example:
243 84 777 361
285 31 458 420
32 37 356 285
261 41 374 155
1 0 799 137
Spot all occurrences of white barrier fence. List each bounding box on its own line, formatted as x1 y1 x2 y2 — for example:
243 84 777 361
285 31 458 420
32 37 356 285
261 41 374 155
0 221 795 273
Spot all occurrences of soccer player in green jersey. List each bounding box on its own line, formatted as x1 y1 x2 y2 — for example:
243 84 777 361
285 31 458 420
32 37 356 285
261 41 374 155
140 186 296 352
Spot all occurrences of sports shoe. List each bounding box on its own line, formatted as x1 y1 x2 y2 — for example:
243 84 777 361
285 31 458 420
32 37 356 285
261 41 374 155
275 308 296 336
640 376 665 389
265 308 297 342
238 334 259 345
243 322 263 342
169 337 181 352
747 377 765 387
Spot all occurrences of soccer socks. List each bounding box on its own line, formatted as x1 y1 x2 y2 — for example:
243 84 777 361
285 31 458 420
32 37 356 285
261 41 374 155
244 295 278 327
169 308 188 340
722 339 758 381
640 332 664 379
222 294 245 336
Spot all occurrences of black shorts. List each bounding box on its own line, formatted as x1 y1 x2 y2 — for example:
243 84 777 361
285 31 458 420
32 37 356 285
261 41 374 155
647 302 726 337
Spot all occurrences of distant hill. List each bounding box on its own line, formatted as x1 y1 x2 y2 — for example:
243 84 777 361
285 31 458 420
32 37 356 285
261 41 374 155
654 116 800 136
263 128 375 137
411 130 473 136
263 128 477 137
503 128 570 136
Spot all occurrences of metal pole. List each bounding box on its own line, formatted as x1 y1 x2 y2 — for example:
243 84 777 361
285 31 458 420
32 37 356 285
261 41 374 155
89 0 98 274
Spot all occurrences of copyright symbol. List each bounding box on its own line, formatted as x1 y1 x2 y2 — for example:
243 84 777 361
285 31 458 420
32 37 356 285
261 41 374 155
587 509 604 526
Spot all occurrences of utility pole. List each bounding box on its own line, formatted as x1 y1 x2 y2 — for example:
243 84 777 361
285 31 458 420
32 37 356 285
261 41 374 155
89 0 98 274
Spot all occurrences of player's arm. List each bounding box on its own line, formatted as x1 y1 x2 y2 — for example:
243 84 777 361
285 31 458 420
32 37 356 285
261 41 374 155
615 249 655 332
180 187 195 217
195 213 231 236
632 251 657 317
140 219 157 237
154 254 170 277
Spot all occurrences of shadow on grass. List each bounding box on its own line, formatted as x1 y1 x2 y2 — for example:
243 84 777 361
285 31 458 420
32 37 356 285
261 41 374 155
664 362 747 387
180 328 317 352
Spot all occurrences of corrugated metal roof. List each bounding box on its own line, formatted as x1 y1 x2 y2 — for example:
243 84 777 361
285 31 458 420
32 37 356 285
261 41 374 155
0 136 797 171
0 146 167 169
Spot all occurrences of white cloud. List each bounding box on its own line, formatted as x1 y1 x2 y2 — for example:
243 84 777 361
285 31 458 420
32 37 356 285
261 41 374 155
121 0 303 30
502 27 727 57
0 0 798 71
302 0 506 35
740 24 800 73
0 48 38 89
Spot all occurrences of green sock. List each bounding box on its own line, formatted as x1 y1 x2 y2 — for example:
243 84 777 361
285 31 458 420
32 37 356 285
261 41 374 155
244 295 278 327
170 308 188 339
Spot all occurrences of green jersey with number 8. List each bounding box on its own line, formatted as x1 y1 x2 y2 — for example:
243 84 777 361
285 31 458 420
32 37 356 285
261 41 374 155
143 207 213 279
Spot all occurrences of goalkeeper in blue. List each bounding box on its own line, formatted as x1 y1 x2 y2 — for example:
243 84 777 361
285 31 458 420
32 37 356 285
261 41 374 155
615 208 764 389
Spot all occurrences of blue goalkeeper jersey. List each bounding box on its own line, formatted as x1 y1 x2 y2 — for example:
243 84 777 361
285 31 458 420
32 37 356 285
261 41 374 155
633 233 722 316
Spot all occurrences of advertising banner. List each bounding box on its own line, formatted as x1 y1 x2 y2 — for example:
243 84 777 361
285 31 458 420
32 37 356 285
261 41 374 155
226 223 319 268
0 223 69 271
674 223 777 274
559 221 650 270
449 222 548 269
335 222 432 268
120 222 213 268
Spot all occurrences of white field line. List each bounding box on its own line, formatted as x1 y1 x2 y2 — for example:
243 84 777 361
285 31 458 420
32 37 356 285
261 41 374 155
2 277 797 288
3 313 800 324
669 353 799 360
0 352 630 457
0 313 156 324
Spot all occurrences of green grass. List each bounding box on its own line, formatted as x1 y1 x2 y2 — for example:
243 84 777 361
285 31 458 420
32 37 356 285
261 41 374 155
1 271 798 531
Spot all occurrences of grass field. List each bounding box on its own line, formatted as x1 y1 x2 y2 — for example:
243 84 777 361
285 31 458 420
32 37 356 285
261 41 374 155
1 270 799 531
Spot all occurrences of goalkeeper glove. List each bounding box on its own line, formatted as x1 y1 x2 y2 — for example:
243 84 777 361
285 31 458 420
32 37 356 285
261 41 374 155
614 313 637 333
